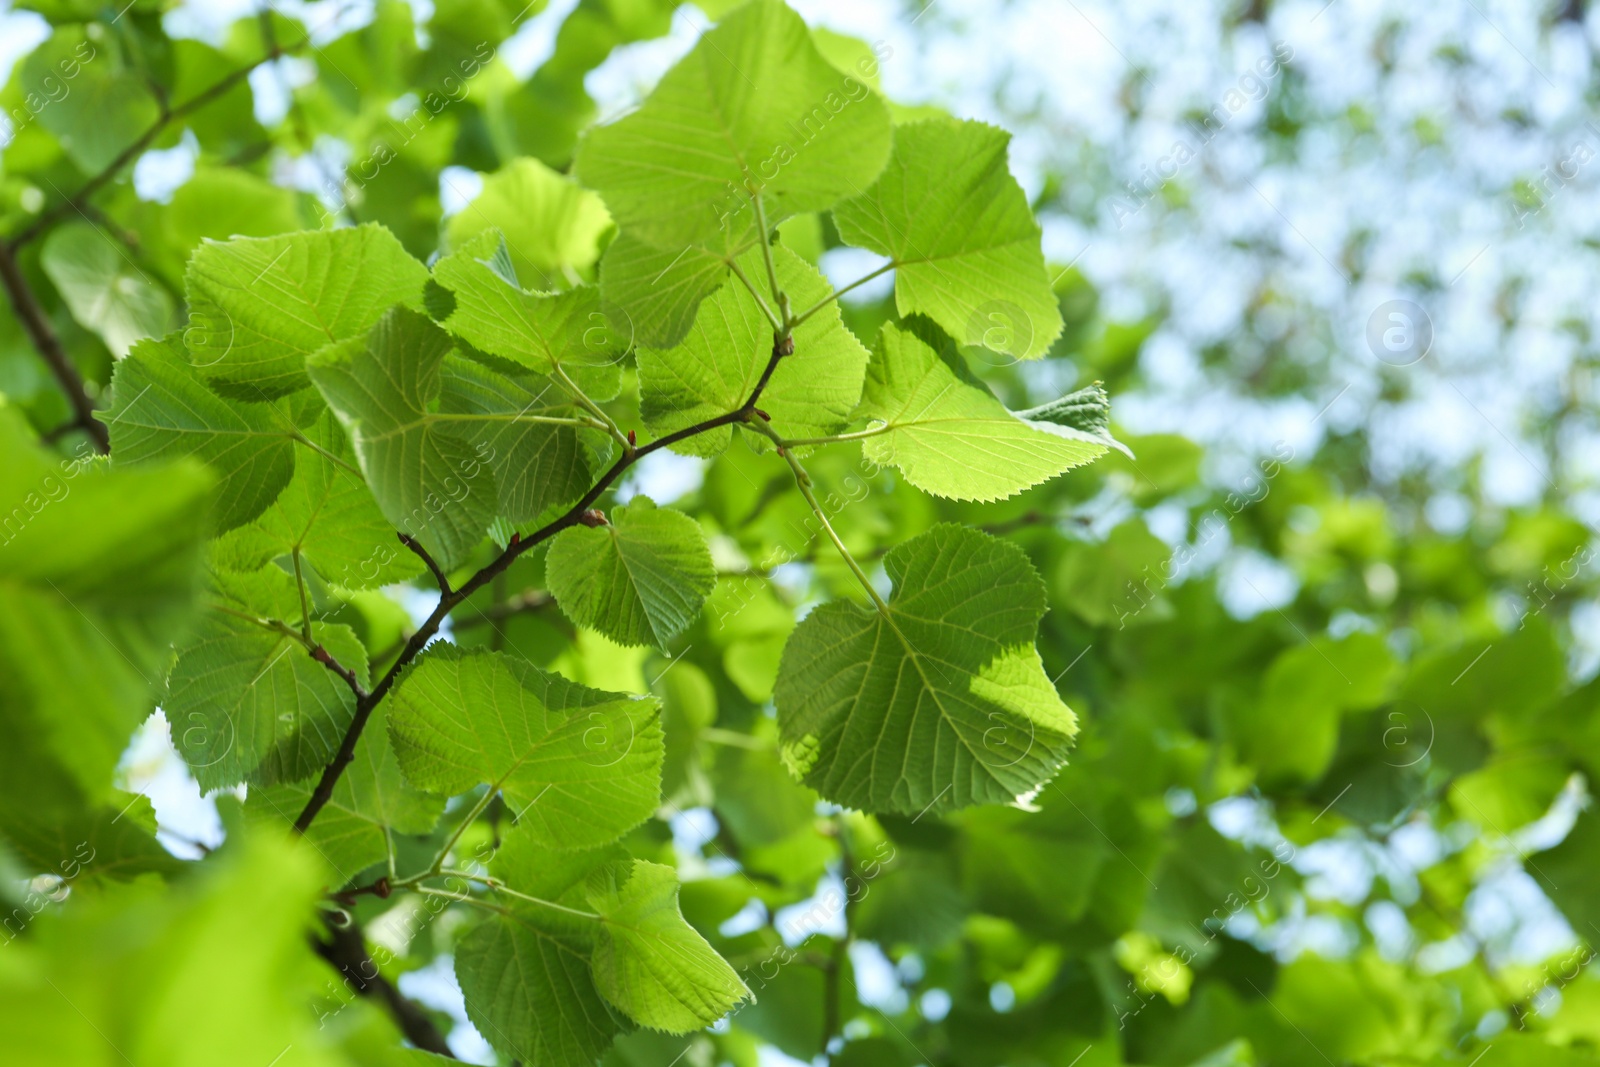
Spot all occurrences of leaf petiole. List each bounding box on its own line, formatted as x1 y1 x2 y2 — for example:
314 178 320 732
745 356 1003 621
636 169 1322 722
747 419 889 614
789 261 896 328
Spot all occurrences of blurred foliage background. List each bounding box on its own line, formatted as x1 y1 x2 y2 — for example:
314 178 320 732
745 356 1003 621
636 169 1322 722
3 0 1600 1065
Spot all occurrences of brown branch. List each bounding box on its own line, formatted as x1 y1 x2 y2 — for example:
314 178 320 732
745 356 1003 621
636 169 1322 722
312 914 456 1058
0 239 108 452
9 33 311 248
311 644 369 701
293 339 791 834
398 532 452 595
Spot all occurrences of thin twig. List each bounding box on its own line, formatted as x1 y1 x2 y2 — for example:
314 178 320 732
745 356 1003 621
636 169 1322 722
311 645 369 700
790 262 896 327
397 532 452 596
0 239 108 452
311 914 456 1058
292 337 794 834
10 32 311 247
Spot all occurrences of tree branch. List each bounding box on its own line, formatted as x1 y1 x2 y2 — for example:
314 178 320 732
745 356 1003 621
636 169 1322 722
292 338 793 835
398 532 452 596
9 32 311 248
0 239 109 452
311 644 369 701
311 914 456 1058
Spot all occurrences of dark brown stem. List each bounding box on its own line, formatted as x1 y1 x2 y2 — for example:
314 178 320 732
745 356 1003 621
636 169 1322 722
398 532 452 595
0 239 108 452
311 645 369 701
292 343 789 835
311 914 456 1057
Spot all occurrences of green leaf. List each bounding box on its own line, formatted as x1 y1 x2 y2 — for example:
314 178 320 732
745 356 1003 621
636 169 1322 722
166 616 368 791
445 157 613 290
438 354 608 525
431 231 624 399
1016 382 1129 455
20 28 161 173
0 402 211 810
574 0 891 250
833 120 1063 360
586 859 751 1032
211 411 421 589
137 167 305 290
247 707 441 884
1227 631 1397 785
775 523 1077 814
185 224 429 397
41 223 174 357
597 232 748 349
638 244 869 455
101 335 296 533
1 792 184 885
456 838 629 1067
0 833 364 1065
388 646 663 850
308 307 498 570
545 497 716 649
456 909 626 1067
854 322 1106 501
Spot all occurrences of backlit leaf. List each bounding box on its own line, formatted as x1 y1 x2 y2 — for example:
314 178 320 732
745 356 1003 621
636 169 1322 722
774 523 1077 814
833 120 1063 360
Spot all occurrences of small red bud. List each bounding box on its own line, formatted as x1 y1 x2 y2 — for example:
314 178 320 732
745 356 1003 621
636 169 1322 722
579 509 608 527
509 531 521 546
754 407 771 421
375 876 391 899
626 429 637 446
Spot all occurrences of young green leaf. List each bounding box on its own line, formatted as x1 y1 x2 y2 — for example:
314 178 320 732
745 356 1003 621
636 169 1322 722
774 523 1078 814
166 617 369 791
388 646 664 851
586 860 751 1032
545 497 716 649
833 119 1063 360
307 307 498 570
431 231 624 399
185 224 429 397
638 245 869 454
574 0 891 250
1017 382 1131 456
101 335 296 533
445 157 613 290
853 322 1106 501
